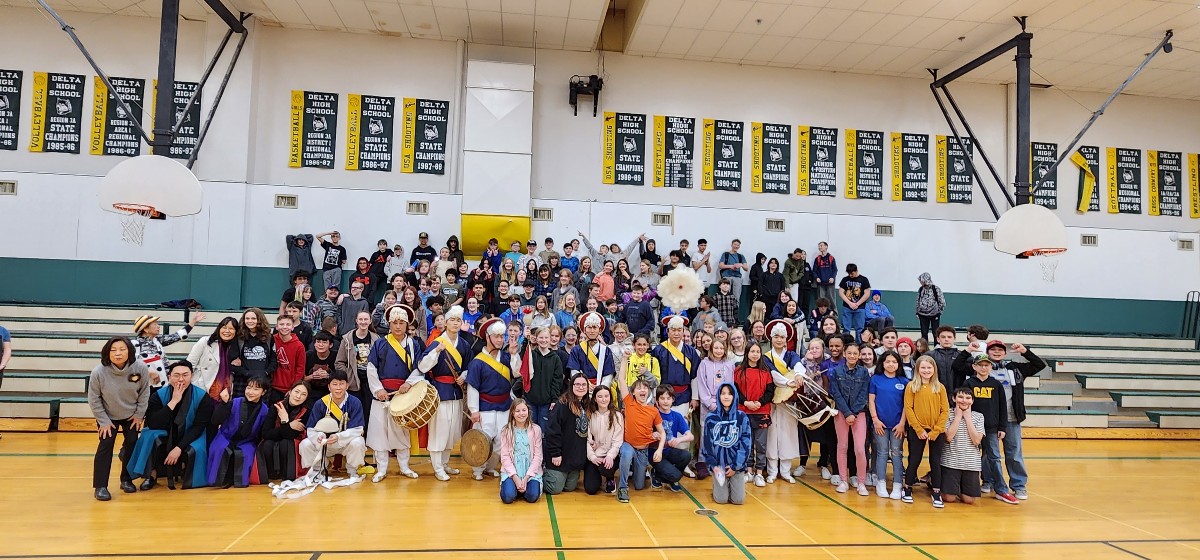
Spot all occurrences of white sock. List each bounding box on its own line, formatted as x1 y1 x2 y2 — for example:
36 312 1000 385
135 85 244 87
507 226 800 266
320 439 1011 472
374 450 389 474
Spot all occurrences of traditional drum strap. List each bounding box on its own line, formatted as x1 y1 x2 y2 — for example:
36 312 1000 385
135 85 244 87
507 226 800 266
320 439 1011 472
477 350 511 381
662 341 692 372
386 334 412 370
436 335 463 369
321 394 345 428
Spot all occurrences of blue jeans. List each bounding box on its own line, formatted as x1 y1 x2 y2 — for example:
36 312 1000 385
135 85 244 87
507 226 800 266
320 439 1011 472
618 443 650 491
981 432 1010 494
841 306 865 342
873 430 903 484
500 478 542 503
530 403 552 436
1002 421 1028 492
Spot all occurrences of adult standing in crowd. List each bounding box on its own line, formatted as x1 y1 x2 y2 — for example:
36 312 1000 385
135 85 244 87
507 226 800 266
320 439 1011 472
915 273 946 341
88 337 150 501
719 239 749 320
782 249 814 314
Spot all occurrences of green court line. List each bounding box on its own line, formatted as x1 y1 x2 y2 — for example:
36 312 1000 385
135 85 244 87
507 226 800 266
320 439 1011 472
680 485 756 560
798 480 937 560
1025 456 1200 460
545 494 566 560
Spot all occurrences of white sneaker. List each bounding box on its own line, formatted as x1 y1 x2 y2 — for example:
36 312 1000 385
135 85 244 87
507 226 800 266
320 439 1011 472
836 481 849 493
867 473 877 486
372 473 387 483
754 474 766 487
876 482 889 497
1014 489 1028 500
766 474 777 484
821 467 832 480
830 474 842 486
792 465 806 478
434 471 450 481
400 469 419 479
684 466 696 478
981 482 992 494
781 473 796 484
890 483 903 500
857 483 870 496
850 476 859 487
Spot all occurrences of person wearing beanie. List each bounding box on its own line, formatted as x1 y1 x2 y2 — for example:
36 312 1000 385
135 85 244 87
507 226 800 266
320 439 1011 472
365 305 426 482
896 337 917 379
864 290 894 333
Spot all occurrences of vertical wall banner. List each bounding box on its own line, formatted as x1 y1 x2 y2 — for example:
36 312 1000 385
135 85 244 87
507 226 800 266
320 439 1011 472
288 90 338 169
89 76 145 157
400 98 449 175
0 69 21 151
702 119 743 191
1075 145 1100 212
1107 147 1142 214
797 125 837 197
601 112 646 185
750 122 791 194
1030 141 1058 208
935 135 973 204
845 129 883 200
652 115 694 188
1148 150 1182 217
890 132 928 202
29 72 84 154
168 81 201 160
345 94 394 172
1190 153 1200 219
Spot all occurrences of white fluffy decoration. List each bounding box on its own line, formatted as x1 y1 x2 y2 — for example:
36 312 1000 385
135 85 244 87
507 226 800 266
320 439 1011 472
658 266 704 312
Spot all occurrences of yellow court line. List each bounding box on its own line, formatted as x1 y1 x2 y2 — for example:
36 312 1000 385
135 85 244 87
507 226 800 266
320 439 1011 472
748 492 840 560
216 499 288 558
627 500 670 560
1030 491 1166 540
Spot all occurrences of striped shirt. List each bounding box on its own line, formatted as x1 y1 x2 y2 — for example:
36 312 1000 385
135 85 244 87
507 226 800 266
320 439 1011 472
941 410 985 472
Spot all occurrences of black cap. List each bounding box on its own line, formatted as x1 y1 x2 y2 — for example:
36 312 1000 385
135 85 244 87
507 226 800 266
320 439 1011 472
523 279 536 287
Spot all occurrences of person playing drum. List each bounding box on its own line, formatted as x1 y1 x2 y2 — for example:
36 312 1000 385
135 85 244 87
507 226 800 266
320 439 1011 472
466 317 522 480
566 312 615 388
412 305 476 481
366 304 426 482
762 319 804 485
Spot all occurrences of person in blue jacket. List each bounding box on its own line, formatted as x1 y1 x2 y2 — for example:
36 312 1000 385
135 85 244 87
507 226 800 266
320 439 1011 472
703 381 752 505
865 290 895 333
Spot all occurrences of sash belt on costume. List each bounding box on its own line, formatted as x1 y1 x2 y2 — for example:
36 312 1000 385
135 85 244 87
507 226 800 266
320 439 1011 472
480 392 509 404
381 379 405 391
672 384 689 394
432 375 457 385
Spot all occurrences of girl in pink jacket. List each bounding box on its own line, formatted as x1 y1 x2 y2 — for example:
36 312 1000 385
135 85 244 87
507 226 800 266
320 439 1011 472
500 399 544 503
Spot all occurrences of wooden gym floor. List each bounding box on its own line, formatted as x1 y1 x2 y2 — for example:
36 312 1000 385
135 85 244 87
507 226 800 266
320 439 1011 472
2 433 1199 560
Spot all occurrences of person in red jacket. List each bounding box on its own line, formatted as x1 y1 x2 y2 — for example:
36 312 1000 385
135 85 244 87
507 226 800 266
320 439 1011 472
271 315 307 404
733 343 775 487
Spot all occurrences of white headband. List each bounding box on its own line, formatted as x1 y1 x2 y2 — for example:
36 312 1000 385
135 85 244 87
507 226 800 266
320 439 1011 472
583 313 602 328
445 305 464 320
486 320 506 337
667 316 686 330
771 324 788 339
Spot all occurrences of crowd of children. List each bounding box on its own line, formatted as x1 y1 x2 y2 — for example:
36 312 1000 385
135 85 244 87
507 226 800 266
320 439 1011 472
89 231 1037 511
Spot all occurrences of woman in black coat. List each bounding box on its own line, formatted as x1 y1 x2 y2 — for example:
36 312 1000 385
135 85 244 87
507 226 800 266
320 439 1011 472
542 373 590 495
757 257 785 306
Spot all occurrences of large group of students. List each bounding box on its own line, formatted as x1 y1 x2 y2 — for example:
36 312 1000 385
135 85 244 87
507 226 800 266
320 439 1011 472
87 230 1039 511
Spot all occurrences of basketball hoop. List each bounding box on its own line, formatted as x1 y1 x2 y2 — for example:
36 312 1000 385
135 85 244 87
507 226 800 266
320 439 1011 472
1029 251 1062 283
99 156 203 246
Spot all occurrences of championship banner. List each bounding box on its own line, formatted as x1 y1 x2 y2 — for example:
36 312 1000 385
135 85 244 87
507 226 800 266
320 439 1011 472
1190 154 1199 219
162 81 202 160
601 112 646 185
750 122 791 194
0 69 21 151
845 129 883 199
890 132 928 202
29 71 84 154
90 76 145 157
935 135 973 204
289 90 338 169
345 94 394 172
1107 147 1141 214
400 98 448 175
1149 150 1182 217
702 119 743 191
1074 145 1100 212
652 115 694 188
1030 141 1058 208
797 125 837 197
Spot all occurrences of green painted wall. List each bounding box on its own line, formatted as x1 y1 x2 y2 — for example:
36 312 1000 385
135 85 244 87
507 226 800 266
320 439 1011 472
0 257 1185 336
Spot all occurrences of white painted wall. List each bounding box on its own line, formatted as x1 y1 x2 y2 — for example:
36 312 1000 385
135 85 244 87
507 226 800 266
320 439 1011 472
1 6 1197 305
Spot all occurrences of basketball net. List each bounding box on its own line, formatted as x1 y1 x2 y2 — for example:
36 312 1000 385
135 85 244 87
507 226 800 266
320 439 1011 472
113 204 154 246
1021 248 1065 283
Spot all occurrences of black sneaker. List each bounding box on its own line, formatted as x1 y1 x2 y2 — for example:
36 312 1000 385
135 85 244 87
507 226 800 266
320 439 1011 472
902 486 913 503
618 488 630 503
605 479 616 494
668 482 683 493
651 476 663 490
932 490 944 508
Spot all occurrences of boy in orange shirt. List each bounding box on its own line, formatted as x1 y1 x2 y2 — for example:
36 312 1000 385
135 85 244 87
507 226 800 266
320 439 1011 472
615 359 667 503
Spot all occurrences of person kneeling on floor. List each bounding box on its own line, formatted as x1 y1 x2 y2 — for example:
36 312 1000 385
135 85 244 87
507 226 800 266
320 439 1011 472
300 370 366 476
703 382 751 505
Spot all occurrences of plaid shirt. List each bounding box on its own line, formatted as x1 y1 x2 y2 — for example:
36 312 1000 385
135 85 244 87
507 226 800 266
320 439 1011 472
713 291 740 327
